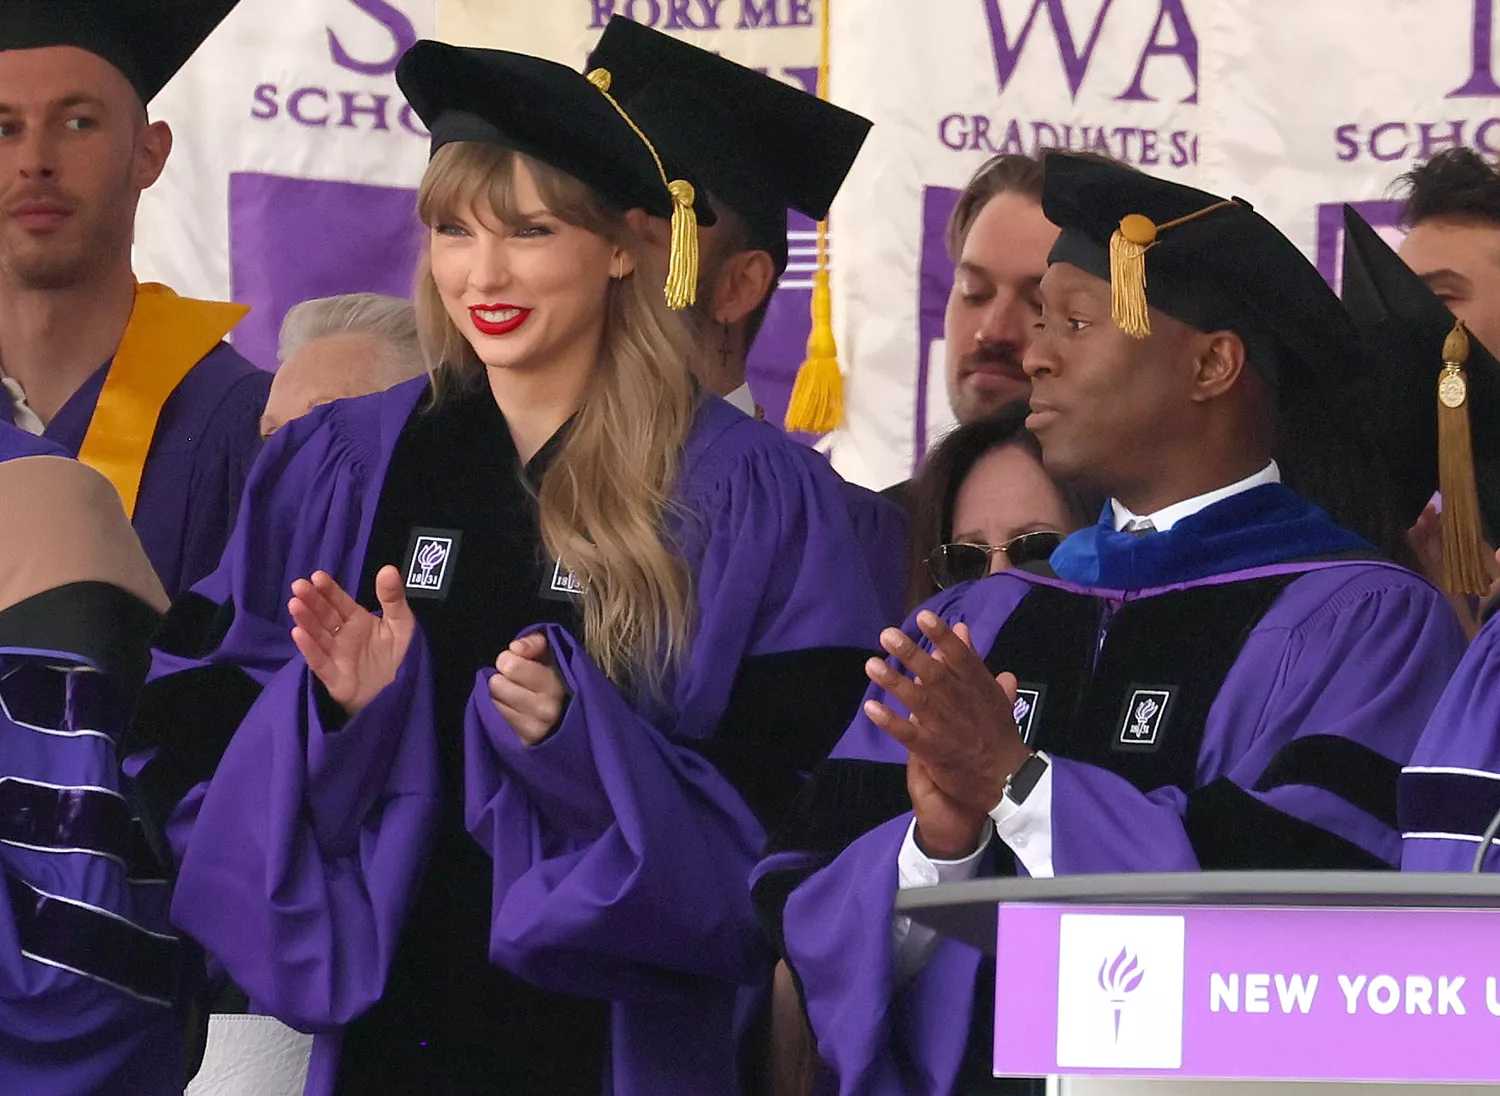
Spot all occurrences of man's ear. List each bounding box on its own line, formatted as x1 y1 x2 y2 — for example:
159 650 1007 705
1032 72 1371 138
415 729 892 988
135 119 173 191
1190 329 1248 403
711 248 778 325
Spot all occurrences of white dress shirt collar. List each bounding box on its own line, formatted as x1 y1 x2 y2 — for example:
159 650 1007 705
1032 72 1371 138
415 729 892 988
722 383 757 417
1111 460 1281 534
0 373 44 436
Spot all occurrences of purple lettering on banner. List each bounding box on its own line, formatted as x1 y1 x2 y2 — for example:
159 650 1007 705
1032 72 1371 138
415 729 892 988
982 0 1115 101
1140 128 1160 165
1116 0 1199 104
1478 116 1500 154
913 185 962 477
1419 119 1467 159
1033 121 1060 149
1370 121 1411 161
228 173 423 370
626 0 663 25
738 0 780 29
994 902 1500 1083
251 84 279 120
788 0 813 27
747 211 817 440
970 115 995 152
339 92 391 131
939 114 970 150
288 87 331 127
590 0 617 28
327 0 418 77
666 0 702 30
1450 0 1500 97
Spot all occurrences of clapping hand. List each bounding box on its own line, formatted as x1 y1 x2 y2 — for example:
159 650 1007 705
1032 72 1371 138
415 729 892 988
289 566 415 717
863 612 1033 860
489 632 569 746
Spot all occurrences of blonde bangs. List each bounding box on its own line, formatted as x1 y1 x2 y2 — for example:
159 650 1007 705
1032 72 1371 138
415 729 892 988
416 141 613 237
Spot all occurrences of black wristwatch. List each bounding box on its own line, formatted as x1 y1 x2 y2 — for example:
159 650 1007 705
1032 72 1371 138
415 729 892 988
1004 752 1049 805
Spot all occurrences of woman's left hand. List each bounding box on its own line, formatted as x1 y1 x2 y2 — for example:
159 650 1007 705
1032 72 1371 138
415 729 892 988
490 632 570 745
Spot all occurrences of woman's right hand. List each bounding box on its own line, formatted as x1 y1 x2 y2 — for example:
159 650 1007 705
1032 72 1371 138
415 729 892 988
289 566 415 717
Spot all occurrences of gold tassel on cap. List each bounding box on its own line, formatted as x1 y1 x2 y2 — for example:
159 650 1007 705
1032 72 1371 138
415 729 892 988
1437 320 1490 596
1107 200 1240 340
1109 213 1156 339
785 0 844 433
586 67 699 309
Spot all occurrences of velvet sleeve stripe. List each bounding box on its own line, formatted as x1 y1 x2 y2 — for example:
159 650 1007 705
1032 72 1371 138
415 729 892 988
5 870 181 1007
1251 734 1401 827
1186 778 1393 870
1398 768 1500 839
126 664 264 847
680 646 879 830
150 592 235 661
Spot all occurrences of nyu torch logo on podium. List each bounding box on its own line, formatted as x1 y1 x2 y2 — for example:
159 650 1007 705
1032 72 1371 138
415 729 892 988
1098 946 1146 1041
1056 914 1185 1069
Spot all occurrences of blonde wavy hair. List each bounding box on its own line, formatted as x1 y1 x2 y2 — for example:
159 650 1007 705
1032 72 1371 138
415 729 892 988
414 142 698 693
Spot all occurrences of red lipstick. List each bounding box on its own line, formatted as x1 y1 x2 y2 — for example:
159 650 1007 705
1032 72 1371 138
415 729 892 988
468 304 531 336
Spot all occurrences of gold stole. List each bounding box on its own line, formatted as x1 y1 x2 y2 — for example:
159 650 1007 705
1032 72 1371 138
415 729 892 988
75 283 249 518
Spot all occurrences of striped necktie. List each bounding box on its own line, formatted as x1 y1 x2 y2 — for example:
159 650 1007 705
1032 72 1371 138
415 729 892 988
1123 518 1158 537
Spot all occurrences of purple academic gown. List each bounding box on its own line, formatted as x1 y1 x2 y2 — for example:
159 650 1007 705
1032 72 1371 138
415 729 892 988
2 342 271 598
840 480 910 626
0 420 65 461
1400 611 1500 870
755 490 1465 1096
126 379 888 1095
0 584 179 1095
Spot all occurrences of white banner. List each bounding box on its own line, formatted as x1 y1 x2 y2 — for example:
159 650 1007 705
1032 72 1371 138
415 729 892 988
132 0 1500 488
1198 0 1492 281
827 0 1200 489
134 0 437 370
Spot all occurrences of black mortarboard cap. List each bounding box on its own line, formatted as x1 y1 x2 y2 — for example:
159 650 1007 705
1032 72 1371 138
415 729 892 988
397 40 711 308
585 16 871 273
1340 204 1500 545
1043 153 1366 390
0 0 242 104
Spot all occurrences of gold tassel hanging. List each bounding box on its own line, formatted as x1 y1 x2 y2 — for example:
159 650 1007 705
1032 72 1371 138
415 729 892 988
786 266 842 432
784 0 844 434
1109 213 1157 339
1107 200 1241 340
586 67 698 309
663 179 699 311
1437 320 1490 596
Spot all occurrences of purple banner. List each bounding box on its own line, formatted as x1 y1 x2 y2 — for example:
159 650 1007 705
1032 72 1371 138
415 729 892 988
995 901 1500 1083
229 172 424 370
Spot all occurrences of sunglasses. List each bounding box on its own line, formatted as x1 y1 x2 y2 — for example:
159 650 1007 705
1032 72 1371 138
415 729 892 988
927 531 1066 589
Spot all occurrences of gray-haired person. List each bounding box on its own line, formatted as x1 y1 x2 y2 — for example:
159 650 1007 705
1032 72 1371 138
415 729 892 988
260 293 427 439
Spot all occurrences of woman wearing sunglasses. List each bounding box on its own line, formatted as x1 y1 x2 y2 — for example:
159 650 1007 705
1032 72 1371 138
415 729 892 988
909 400 1101 605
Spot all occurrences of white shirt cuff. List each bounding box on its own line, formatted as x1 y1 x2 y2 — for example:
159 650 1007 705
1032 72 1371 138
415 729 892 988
988 755 1055 879
892 817 993 983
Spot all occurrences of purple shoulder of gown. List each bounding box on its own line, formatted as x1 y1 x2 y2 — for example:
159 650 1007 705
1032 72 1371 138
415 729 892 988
757 561 1465 1096
838 479 910 625
0 589 180 1094
1400 609 1500 870
127 385 889 1096
44 342 272 599
0 422 66 462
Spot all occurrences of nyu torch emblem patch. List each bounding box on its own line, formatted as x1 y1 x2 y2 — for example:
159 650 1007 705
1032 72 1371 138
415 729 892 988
403 528 461 600
1115 687 1173 751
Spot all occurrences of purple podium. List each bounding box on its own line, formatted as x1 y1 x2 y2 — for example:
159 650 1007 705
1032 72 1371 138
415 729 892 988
897 872 1500 1091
